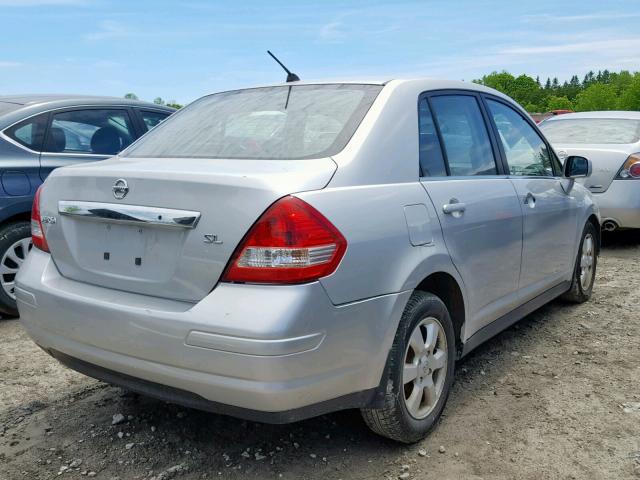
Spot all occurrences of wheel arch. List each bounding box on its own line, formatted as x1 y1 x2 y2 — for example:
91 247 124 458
586 213 601 255
414 272 465 355
0 211 31 227
0 198 33 227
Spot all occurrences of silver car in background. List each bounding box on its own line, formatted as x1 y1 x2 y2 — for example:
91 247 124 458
17 79 599 443
540 111 640 231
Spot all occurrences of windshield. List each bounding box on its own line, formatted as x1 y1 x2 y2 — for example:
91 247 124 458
125 84 382 160
540 118 640 144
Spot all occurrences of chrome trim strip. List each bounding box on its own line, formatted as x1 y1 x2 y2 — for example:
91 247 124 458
58 201 201 229
41 151 110 158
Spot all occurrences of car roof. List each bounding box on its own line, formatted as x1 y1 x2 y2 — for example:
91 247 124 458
0 94 175 129
211 78 520 112
227 77 505 95
543 111 640 121
0 94 173 109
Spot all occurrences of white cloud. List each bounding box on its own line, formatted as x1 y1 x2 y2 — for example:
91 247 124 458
318 20 347 43
0 0 90 5
84 20 128 41
92 60 123 68
500 37 640 56
316 7 404 44
0 61 22 67
380 31 640 86
523 12 640 23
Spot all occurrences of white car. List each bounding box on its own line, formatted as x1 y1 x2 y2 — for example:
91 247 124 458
541 111 640 231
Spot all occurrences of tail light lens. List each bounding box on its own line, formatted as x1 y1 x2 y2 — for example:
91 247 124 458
617 153 640 179
222 196 346 284
31 185 50 252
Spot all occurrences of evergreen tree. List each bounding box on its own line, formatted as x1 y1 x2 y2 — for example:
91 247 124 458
472 69 640 112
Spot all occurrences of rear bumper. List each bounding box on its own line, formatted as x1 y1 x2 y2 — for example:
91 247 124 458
45 349 379 424
595 181 640 229
16 249 409 418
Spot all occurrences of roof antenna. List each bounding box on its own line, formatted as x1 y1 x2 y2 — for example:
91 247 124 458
267 50 300 83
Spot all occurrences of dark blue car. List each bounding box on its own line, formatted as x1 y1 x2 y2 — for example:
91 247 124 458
0 95 174 316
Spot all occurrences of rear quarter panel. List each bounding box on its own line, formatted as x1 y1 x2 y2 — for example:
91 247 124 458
298 182 465 307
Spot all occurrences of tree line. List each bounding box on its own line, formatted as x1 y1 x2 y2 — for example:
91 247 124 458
474 70 640 113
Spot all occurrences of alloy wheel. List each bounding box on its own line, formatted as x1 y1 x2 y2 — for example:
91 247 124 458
1 237 32 300
402 316 448 419
580 233 595 290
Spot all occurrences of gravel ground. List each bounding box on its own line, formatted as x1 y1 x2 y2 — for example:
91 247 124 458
1 232 639 480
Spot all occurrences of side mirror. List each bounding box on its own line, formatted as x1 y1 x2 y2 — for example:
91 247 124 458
564 156 591 178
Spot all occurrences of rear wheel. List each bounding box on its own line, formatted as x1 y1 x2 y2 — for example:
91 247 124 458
0 221 32 318
361 291 455 443
562 222 597 303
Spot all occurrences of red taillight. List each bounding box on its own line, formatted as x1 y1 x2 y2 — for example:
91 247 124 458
222 196 347 284
31 185 49 252
617 153 640 179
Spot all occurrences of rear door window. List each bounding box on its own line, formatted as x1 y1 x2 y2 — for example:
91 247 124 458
418 98 447 177
4 113 48 151
44 109 135 155
429 95 498 176
139 110 171 131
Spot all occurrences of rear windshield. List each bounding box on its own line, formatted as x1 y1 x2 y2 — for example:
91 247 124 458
540 118 640 144
125 84 382 160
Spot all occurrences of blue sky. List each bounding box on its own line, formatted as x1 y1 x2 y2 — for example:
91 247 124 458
1 0 639 104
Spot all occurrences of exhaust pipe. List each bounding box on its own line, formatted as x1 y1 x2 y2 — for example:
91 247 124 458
602 220 618 232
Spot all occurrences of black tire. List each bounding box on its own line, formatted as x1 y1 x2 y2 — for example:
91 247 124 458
561 221 598 303
361 291 456 443
0 221 31 318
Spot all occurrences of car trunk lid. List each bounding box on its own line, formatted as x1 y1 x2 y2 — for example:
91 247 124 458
554 145 634 193
39 155 337 302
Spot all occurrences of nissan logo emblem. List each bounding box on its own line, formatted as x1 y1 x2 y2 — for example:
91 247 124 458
112 179 129 200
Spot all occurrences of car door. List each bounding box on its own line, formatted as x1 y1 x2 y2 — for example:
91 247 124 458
2 112 48 197
419 92 523 335
39 107 138 180
483 96 579 301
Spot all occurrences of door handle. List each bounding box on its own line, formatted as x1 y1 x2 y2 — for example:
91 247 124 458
524 192 536 207
442 201 466 215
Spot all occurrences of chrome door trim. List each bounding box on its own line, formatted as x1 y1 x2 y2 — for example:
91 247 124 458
58 201 201 229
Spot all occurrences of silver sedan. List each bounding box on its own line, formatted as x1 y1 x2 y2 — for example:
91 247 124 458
540 111 640 231
17 79 598 443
